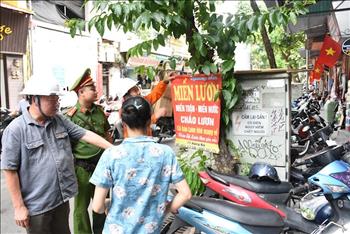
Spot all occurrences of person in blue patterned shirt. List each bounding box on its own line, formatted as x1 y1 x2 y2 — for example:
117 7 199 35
90 96 191 234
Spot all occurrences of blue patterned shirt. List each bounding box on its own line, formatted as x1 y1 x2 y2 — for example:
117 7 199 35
90 136 184 234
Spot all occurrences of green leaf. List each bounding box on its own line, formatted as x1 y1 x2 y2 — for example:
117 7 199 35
222 90 232 103
221 60 234 74
88 17 96 32
229 78 236 92
173 15 181 25
69 26 77 38
193 33 203 52
199 46 207 57
238 19 247 34
247 16 258 32
133 15 143 30
258 14 267 29
188 59 196 71
146 67 155 80
153 12 164 24
277 11 285 24
209 1 215 12
214 89 220 101
138 45 143 56
210 63 217 73
202 64 210 75
206 35 220 44
228 93 239 109
169 59 176 70
99 1 108 12
107 15 113 31
269 9 279 26
225 14 233 24
223 110 229 126
157 35 165 46
165 15 171 27
111 4 122 15
95 19 105 37
289 12 297 25
153 40 159 51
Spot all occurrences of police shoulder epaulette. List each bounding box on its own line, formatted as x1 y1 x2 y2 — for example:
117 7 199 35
96 104 105 112
66 106 77 117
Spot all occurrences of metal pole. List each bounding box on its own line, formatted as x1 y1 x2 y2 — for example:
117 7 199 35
306 49 309 91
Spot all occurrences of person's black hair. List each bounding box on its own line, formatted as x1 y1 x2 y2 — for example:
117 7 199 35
121 96 152 130
27 95 33 104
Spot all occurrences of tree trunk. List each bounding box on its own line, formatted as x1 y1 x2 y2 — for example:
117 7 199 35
250 0 277 69
213 117 239 174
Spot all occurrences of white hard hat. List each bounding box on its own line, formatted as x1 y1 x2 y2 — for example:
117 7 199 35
115 78 138 99
20 74 62 96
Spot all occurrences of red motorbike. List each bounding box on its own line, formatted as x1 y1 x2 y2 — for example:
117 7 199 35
198 168 306 218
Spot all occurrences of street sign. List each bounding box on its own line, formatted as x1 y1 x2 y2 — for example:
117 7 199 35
342 38 350 56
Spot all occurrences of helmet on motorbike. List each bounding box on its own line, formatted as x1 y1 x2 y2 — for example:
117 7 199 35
115 78 138 99
20 74 62 96
315 203 333 224
300 194 333 224
121 96 151 129
249 162 280 182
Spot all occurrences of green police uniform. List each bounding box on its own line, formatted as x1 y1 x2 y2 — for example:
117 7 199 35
66 69 110 234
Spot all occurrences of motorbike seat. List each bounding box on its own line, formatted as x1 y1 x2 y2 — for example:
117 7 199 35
189 197 284 227
206 168 292 194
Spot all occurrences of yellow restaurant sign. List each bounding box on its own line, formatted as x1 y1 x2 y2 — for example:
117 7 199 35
0 0 33 14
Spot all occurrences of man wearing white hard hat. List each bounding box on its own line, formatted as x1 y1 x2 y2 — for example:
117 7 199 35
1 74 113 234
115 72 176 138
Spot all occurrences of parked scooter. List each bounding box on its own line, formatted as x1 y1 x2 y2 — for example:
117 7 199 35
0 108 17 152
291 141 350 187
151 116 175 143
198 165 295 217
111 115 175 144
163 160 350 234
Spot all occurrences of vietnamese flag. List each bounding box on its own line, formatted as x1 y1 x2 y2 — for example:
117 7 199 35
309 72 314 83
318 35 341 68
312 60 324 81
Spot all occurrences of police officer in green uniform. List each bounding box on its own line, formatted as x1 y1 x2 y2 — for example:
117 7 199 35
66 68 111 234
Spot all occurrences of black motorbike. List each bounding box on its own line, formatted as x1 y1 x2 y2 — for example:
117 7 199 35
0 108 17 153
152 116 175 143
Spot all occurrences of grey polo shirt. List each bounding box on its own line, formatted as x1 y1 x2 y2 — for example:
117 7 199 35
1 109 86 216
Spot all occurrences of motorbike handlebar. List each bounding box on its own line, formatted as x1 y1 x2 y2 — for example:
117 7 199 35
291 184 308 195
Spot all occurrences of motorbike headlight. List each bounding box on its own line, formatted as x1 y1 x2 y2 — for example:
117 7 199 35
325 184 348 193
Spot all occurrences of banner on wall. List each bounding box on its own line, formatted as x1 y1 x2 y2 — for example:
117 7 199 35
171 74 222 153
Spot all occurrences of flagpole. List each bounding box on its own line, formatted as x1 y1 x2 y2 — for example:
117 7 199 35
306 49 310 91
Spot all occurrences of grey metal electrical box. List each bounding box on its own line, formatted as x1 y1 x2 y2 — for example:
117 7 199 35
228 70 291 181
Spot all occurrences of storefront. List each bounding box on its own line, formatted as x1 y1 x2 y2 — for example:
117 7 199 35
0 1 32 109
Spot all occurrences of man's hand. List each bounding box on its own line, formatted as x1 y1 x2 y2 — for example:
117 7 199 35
163 72 177 84
14 205 30 228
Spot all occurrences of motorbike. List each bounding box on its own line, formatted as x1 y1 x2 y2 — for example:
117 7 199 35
151 116 175 143
109 108 175 144
0 108 17 153
162 160 350 234
194 141 350 207
291 141 350 187
202 167 293 215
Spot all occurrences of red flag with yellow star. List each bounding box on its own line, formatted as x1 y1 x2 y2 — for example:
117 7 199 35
311 60 324 81
318 35 341 68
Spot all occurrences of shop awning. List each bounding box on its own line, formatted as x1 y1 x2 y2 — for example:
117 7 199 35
0 1 33 14
127 56 160 68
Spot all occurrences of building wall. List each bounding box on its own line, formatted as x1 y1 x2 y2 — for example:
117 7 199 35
31 23 98 88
